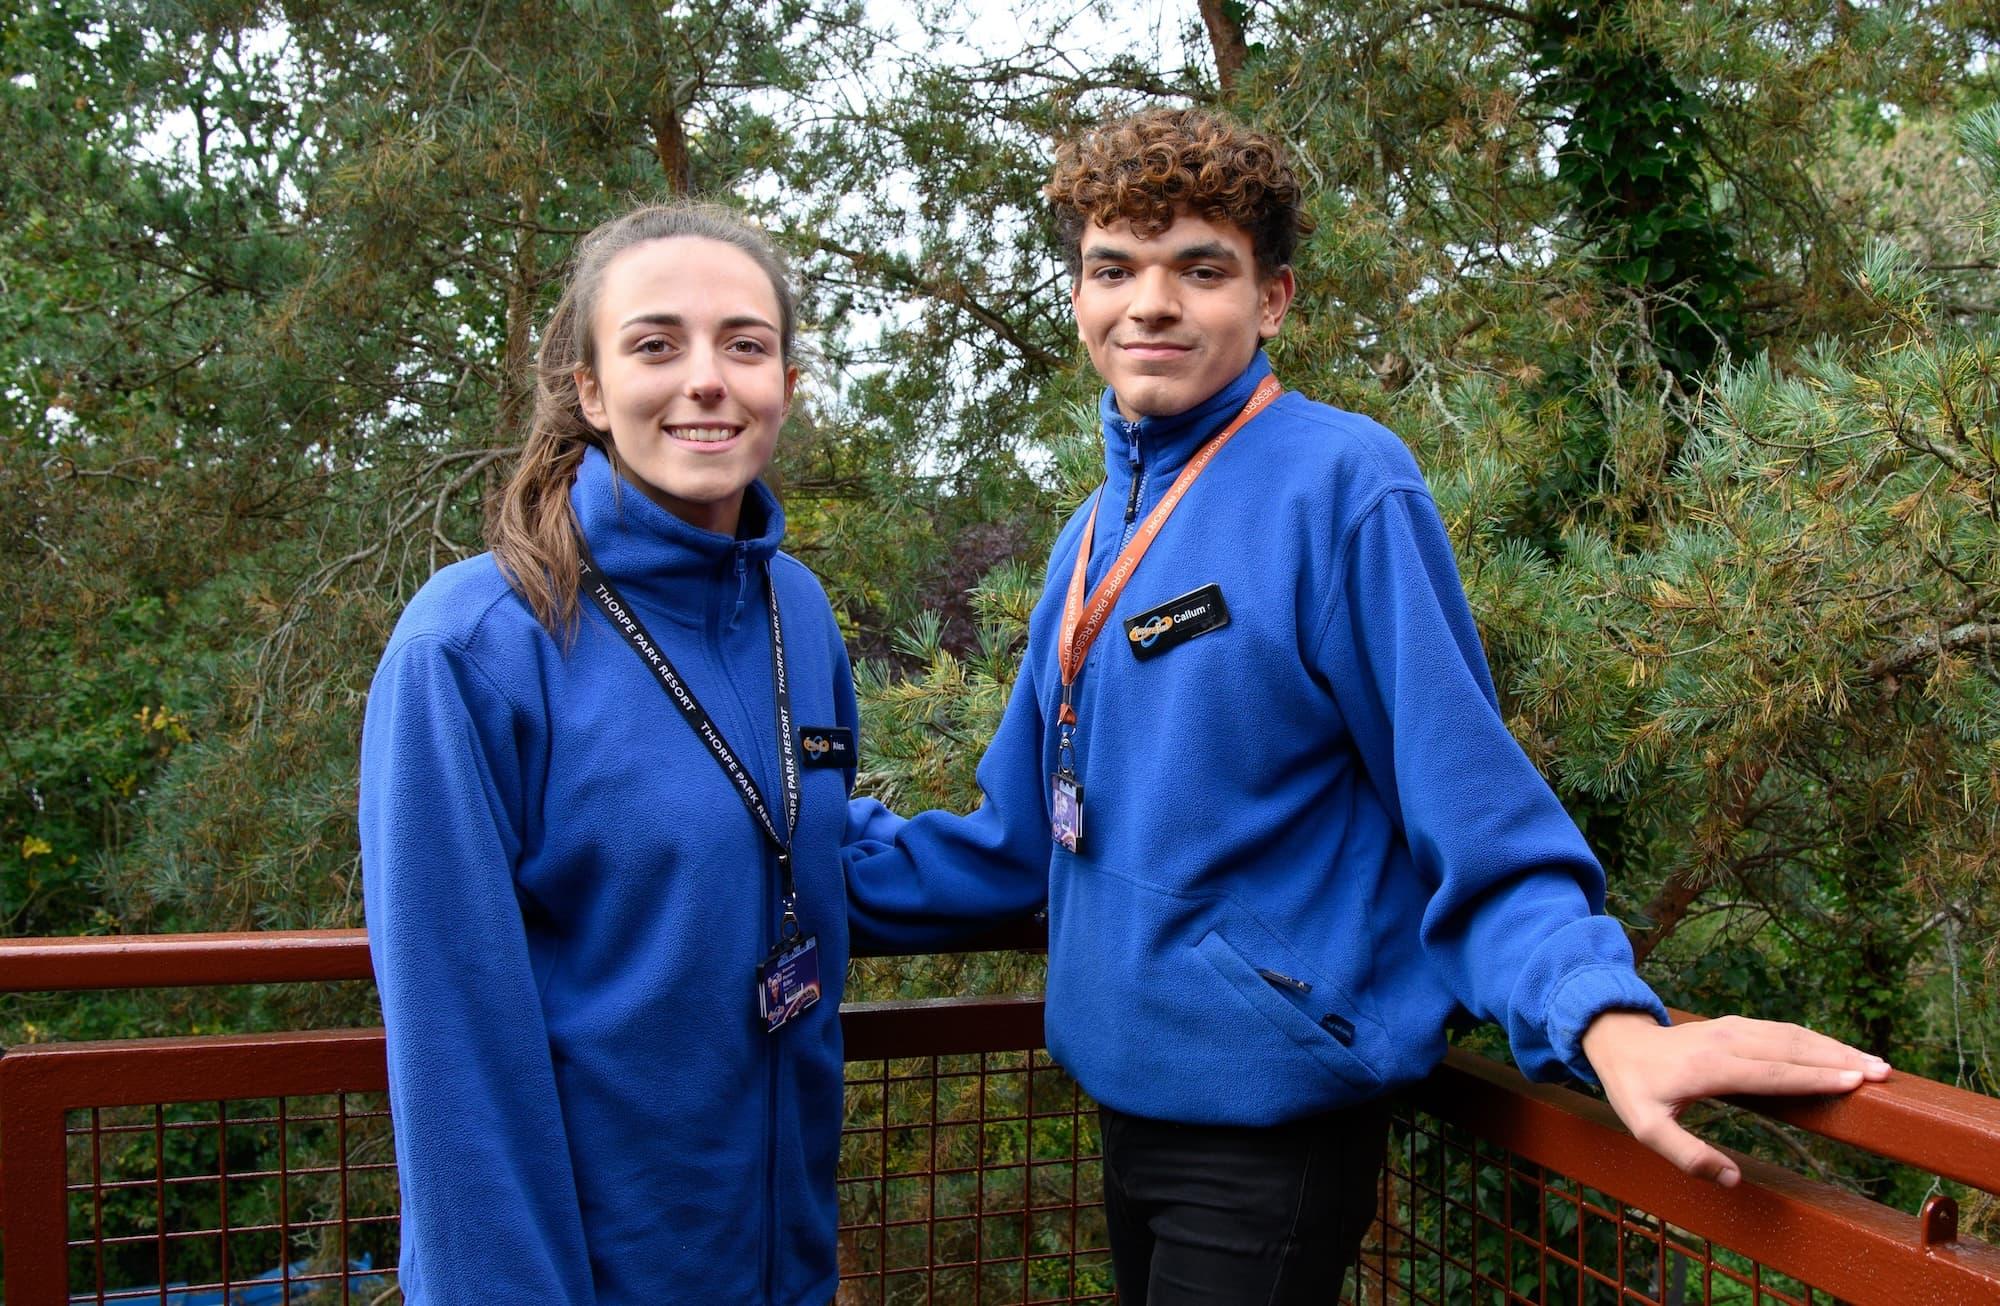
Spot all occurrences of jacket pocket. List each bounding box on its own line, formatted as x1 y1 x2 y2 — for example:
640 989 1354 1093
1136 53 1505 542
1194 928 1383 1096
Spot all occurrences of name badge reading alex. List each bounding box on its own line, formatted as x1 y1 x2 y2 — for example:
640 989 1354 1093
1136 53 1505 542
797 726 854 769
1122 584 1230 661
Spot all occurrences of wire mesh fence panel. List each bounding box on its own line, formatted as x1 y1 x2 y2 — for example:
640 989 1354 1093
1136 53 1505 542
1349 1103 1832 1306
27 1034 1114 1305
62 1092 400 1304
837 1048 1113 1305
8 1016 1995 1304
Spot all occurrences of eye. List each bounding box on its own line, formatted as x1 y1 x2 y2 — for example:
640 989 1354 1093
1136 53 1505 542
1185 266 1223 284
1088 265 1130 283
726 336 773 357
634 334 676 357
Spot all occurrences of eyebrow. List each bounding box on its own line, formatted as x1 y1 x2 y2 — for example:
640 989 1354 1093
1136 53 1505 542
1080 242 1243 266
1170 242 1241 265
617 312 779 332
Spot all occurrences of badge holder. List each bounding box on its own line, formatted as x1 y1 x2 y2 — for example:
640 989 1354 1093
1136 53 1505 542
1051 690 1084 853
756 860 820 1033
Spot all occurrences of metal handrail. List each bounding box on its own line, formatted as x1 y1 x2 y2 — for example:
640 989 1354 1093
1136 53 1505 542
8 932 2000 1303
1413 1049 2000 1300
0 919 1049 992
6 929 1996 1203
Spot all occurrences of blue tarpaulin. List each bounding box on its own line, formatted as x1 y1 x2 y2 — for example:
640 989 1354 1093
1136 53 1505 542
86 1255 392 1305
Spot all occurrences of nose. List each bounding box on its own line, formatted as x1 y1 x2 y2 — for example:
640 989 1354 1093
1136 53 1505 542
1125 267 1180 325
682 341 727 403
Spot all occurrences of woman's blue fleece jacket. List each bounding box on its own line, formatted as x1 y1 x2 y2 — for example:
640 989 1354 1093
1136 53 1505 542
360 446 869 1304
844 352 1669 1125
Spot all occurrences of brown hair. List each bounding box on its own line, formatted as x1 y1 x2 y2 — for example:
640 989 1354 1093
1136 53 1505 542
488 201 799 640
1044 107 1313 277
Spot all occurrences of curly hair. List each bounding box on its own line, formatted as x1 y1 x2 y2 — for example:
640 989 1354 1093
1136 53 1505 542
1045 107 1313 277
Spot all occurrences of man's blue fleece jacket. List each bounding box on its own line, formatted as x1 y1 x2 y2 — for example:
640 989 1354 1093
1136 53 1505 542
360 446 869 1304
844 352 1669 1125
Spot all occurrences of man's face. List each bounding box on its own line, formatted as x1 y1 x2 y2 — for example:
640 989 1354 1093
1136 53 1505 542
1071 209 1294 422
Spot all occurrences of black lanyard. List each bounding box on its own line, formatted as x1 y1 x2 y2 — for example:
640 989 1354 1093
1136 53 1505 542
577 537 804 937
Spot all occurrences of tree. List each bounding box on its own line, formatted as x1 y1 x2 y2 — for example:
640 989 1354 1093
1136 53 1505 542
2 0 876 945
848 0 2000 1109
4 1 1996 1167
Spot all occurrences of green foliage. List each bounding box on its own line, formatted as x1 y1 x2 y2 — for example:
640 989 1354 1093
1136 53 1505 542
840 1053 1111 1296
1532 2 1757 374
4 0 1999 1242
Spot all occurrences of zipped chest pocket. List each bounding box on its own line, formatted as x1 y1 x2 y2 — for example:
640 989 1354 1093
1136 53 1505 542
1194 929 1382 1094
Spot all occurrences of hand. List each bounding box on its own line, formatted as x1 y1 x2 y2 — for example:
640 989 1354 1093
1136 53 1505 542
1579 1010 1892 1187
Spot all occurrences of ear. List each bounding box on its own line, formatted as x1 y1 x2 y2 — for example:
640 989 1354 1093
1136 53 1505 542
1071 276 1085 342
1257 266 1296 341
574 367 609 431
783 363 799 412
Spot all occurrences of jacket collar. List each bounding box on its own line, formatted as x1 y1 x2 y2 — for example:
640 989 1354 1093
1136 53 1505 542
1099 350 1275 485
569 443 784 626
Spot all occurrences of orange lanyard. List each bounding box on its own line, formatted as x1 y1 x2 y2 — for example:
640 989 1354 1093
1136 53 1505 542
1056 374 1281 727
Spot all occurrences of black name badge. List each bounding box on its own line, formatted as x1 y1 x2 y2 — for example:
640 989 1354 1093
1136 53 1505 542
1122 584 1230 661
797 726 855 768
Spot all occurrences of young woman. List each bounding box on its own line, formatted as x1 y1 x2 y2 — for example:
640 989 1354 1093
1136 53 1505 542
359 203 885 1303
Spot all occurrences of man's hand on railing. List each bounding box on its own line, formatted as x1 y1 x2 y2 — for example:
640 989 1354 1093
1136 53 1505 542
1580 1010 1893 1187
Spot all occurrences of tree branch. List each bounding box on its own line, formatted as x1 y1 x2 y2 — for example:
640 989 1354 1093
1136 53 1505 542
1629 757 1770 963
1865 622 2000 681
807 237 1065 373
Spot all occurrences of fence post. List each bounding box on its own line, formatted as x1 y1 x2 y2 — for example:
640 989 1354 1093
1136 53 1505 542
2 1049 80 1301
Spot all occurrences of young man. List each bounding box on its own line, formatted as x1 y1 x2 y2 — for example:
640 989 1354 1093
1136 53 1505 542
843 108 1888 1303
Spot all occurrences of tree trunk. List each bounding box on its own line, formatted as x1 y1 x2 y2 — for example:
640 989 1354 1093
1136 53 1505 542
1858 936 1899 1061
1628 758 1769 964
1628 869 1705 966
1199 0 1249 97
653 96 691 195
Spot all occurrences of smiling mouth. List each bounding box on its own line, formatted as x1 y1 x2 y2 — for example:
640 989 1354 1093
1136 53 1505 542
665 424 742 444
1119 341 1192 356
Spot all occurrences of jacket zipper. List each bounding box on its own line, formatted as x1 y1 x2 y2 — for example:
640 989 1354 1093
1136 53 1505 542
731 541 750 630
1119 423 1144 548
732 559 776 1301
764 1005 780 1298
707 548 780 1298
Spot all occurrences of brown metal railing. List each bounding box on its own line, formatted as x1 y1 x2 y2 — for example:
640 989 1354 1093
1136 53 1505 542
1380 1049 2000 1304
4 932 1999 1305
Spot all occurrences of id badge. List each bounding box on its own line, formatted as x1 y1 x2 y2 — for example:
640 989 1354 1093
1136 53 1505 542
756 934 821 1033
1051 769 1084 853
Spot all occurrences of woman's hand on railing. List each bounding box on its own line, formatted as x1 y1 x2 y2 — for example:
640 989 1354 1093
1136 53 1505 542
1580 1010 1892 1187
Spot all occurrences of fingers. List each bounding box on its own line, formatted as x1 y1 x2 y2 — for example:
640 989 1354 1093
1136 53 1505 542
1665 1042 1876 1099
1628 1110 1742 1188
1698 1017 1892 1078
1720 1057 1867 1098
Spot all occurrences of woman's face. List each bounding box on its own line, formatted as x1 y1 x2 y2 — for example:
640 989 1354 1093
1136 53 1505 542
575 236 796 536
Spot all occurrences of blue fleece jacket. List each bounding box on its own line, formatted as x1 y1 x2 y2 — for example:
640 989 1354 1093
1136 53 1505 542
360 446 868 1304
846 352 1668 1125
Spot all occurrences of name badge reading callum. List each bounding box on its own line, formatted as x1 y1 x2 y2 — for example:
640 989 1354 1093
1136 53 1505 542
797 726 854 769
1122 584 1230 661
757 934 822 1033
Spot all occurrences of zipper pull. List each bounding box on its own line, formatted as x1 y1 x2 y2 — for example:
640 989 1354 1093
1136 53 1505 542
729 544 749 627
1123 434 1143 524
1257 967 1311 994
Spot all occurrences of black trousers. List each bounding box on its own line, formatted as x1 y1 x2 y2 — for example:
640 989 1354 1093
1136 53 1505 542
1099 1101 1389 1306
